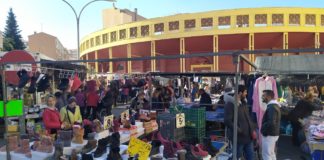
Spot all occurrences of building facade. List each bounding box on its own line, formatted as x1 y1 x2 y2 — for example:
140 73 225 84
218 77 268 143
80 8 324 74
102 7 146 28
28 32 69 60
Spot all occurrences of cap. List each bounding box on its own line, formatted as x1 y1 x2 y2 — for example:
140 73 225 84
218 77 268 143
68 96 77 104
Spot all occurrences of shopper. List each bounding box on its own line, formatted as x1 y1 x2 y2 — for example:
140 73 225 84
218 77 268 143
198 89 212 111
54 92 65 111
261 90 281 160
191 83 199 102
289 92 323 146
224 85 255 160
60 96 82 129
130 91 149 111
42 94 62 134
75 88 86 118
101 87 114 116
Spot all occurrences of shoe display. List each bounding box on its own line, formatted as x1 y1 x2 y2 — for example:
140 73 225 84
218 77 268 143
52 140 64 160
72 127 85 144
113 119 121 132
202 137 219 157
139 114 151 121
71 149 78 160
163 140 176 158
0 135 18 152
191 145 208 157
33 135 54 153
81 153 94 160
14 139 31 158
172 141 183 151
107 147 122 160
58 130 72 147
184 145 201 160
81 139 97 154
177 149 187 160
93 137 109 158
110 132 120 148
93 119 104 133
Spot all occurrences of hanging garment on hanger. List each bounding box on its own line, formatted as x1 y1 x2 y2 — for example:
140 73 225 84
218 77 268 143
17 69 30 88
58 78 70 91
37 74 50 92
252 76 278 144
71 75 82 93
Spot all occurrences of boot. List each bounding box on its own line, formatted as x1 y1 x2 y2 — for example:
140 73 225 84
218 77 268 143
184 145 201 160
177 150 186 160
93 137 108 158
52 141 64 160
150 140 162 156
123 120 131 129
111 132 120 147
82 153 94 160
81 139 97 154
202 137 218 157
107 147 122 160
86 132 96 140
113 119 120 132
58 130 72 147
163 140 176 159
191 145 208 158
71 149 78 160
72 127 84 144
14 139 31 157
0 135 18 151
139 114 151 121
93 119 104 133
172 141 183 151
150 155 163 160
35 135 54 153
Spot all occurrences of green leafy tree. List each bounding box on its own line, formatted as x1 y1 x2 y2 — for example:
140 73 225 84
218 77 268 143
3 8 25 51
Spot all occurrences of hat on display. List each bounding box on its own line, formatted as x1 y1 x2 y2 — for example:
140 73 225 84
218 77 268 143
37 74 50 92
17 69 30 88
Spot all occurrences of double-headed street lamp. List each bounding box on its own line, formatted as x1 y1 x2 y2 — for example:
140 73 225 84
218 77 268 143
62 0 116 60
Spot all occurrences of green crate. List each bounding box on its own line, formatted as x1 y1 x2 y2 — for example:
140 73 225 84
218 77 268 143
170 106 206 128
185 127 206 143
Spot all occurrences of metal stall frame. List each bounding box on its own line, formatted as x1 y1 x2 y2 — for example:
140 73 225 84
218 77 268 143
1 48 324 160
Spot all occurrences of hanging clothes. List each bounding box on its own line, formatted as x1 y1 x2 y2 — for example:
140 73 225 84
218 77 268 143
252 76 278 135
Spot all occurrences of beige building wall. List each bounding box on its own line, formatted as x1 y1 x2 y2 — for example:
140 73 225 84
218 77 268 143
0 31 3 51
102 8 146 28
28 32 68 60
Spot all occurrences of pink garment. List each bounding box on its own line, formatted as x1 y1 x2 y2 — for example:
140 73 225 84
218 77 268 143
252 76 278 143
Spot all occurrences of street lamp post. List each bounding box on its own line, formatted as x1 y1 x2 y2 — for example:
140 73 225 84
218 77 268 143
62 0 115 60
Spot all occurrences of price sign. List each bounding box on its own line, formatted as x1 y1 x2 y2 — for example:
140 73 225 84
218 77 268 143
120 110 129 123
128 137 152 160
176 113 185 128
104 115 114 130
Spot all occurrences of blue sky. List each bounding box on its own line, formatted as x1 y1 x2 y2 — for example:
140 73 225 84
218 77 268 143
1 0 324 49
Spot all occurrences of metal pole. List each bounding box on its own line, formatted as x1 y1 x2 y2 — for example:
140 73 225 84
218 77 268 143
232 55 240 160
77 18 80 60
2 65 10 160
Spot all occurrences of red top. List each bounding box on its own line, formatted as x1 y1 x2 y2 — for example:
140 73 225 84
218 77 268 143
87 92 100 107
43 108 61 133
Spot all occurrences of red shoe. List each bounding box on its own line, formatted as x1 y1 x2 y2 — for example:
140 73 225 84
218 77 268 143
172 141 183 151
191 145 208 157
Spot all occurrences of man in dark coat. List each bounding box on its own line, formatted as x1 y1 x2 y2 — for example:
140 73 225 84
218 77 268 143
199 89 212 111
224 85 255 160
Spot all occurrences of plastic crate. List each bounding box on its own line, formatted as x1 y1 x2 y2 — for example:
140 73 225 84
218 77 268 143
185 127 205 143
157 113 185 141
170 106 206 128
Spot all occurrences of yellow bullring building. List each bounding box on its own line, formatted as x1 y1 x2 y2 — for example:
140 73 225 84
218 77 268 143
80 7 324 74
